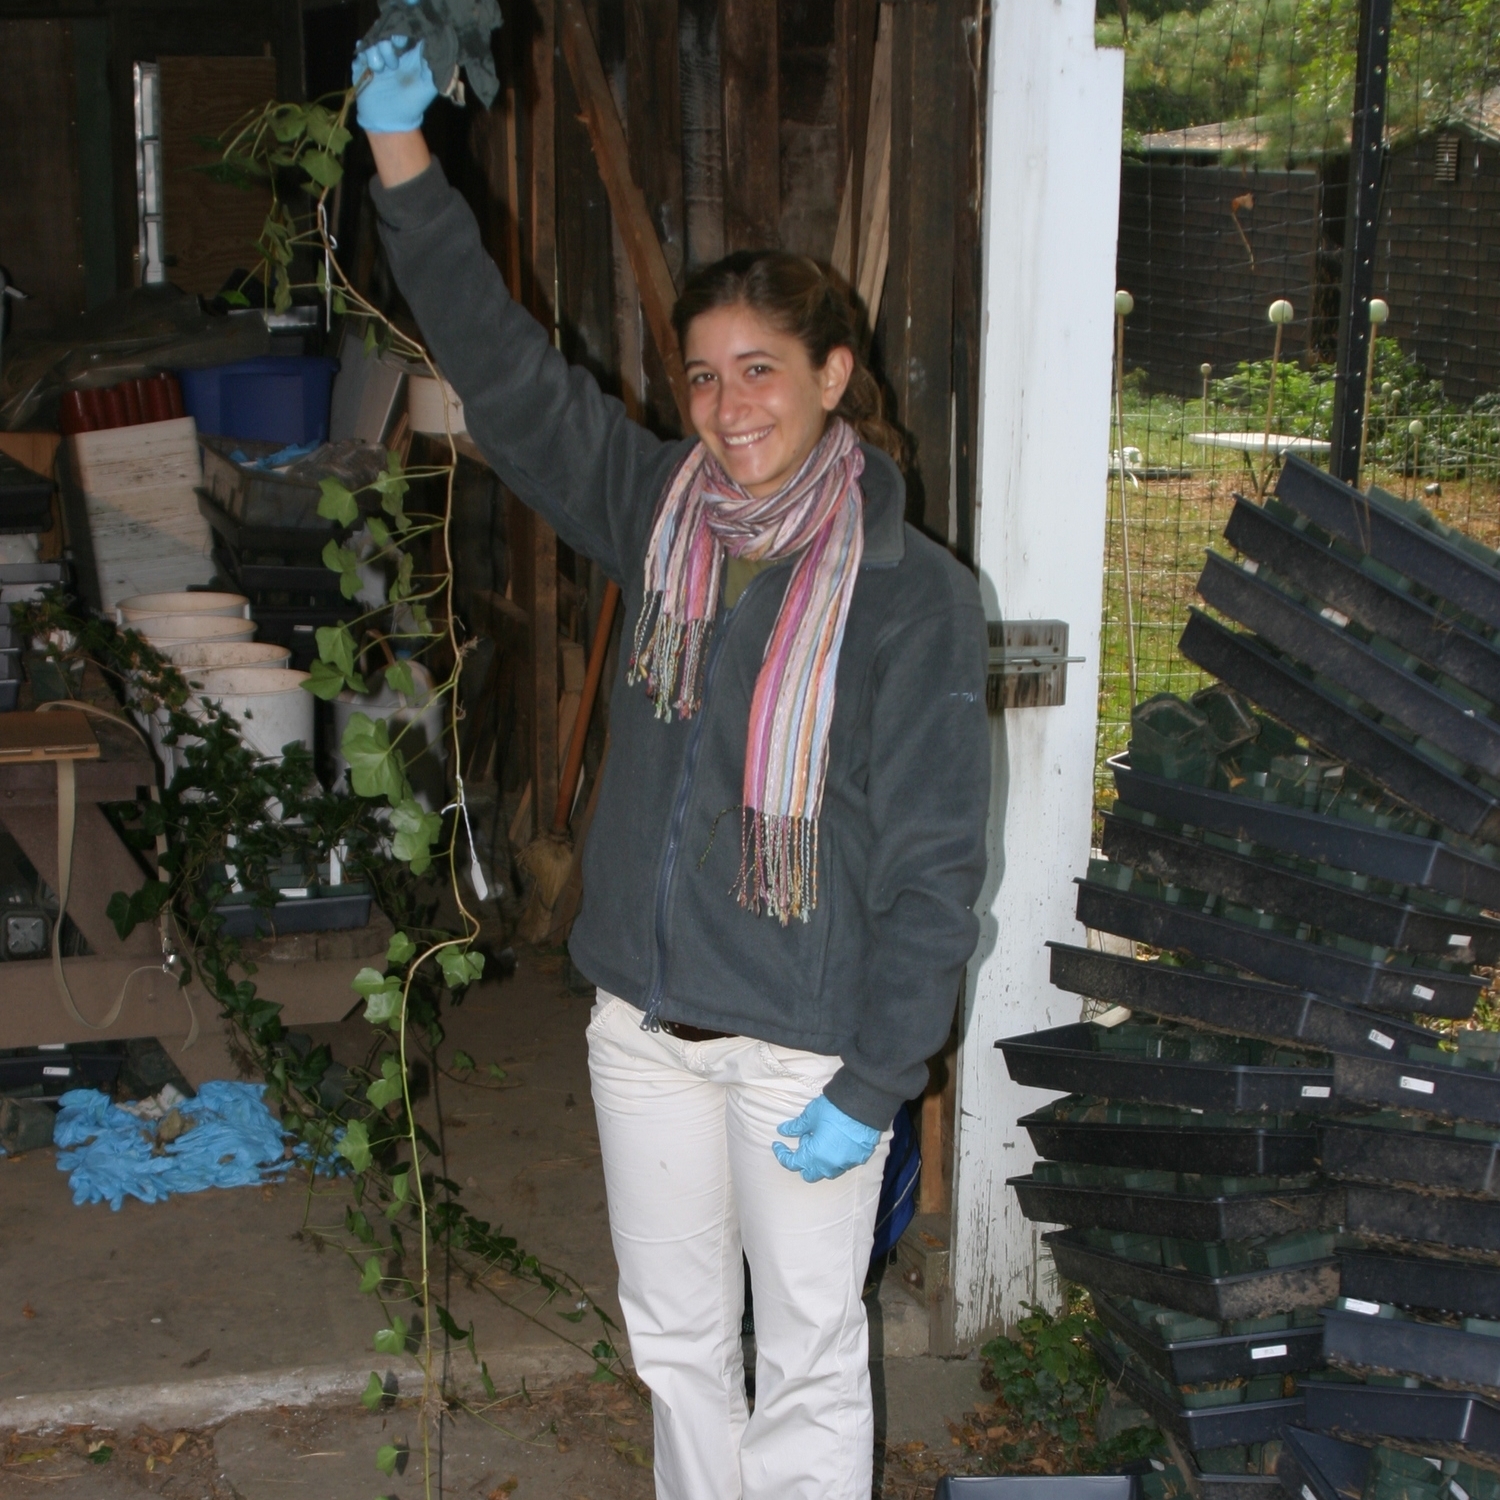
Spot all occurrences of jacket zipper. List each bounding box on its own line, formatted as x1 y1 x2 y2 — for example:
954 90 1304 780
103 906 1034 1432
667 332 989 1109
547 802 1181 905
640 569 778 1031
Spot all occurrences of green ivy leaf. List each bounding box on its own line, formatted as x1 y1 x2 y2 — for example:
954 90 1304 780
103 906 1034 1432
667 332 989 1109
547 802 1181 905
366 515 391 548
487 1063 507 1081
439 947 485 991
363 984 402 1027
388 550 415 603
387 930 416 966
375 1442 406 1476
302 147 344 189
316 622 358 679
221 288 251 308
479 1361 496 1400
317 477 358 527
303 657 347 701
269 104 306 143
366 1055 404 1109
452 1050 475 1072
340 713 409 803
337 1118 371 1172
383 658 415 697
390 798 442 874
364 321 379 356
304 105 353 156
359 1256 382 1294
360 1371 385 1410
373 1317 407 1356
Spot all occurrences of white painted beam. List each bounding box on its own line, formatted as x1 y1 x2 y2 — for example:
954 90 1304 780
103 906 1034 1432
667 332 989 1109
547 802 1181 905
951 0 1123 1346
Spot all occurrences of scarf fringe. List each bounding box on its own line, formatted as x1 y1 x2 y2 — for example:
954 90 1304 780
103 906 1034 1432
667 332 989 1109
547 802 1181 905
628 594 713 721
735 809 818 926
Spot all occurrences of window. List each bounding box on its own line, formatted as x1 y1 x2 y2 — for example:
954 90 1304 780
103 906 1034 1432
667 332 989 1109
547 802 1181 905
1435 133 1460 184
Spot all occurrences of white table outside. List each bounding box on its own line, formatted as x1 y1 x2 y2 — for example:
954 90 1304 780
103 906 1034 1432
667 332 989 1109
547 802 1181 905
1188 432 1331 457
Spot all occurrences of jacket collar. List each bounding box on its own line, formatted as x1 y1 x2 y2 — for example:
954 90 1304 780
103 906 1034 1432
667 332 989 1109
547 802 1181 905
858 443 906 567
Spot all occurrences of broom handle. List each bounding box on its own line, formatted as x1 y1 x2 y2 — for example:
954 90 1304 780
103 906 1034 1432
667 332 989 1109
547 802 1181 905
554 578 621 834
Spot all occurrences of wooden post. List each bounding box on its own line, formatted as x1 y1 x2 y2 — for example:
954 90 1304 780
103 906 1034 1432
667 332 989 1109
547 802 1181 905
526 0 560 830
720 0 779 251
835 0 879 290
885 0 959 538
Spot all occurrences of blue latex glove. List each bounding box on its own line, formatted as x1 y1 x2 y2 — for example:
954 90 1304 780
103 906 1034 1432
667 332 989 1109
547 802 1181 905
773 1093 881 1183
352 34 439 134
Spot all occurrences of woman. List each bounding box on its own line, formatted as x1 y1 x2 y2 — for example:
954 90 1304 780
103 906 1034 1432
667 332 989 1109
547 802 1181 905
356 37 990 1500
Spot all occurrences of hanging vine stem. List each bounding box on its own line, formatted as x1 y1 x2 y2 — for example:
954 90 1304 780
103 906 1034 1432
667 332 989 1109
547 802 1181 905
33 81 642 1497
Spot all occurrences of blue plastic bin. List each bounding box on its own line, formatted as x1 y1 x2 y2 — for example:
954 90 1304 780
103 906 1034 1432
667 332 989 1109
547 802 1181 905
177 355 339 444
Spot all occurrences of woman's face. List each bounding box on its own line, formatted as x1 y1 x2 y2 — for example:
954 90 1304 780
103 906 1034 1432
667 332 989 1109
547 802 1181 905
683 304 854 497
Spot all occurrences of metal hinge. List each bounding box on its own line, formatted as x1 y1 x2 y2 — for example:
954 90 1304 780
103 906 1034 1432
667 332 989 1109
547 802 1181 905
986 620 1083 710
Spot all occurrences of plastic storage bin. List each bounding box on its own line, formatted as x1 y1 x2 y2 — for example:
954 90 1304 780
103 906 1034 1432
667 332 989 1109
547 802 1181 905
177 356 339 444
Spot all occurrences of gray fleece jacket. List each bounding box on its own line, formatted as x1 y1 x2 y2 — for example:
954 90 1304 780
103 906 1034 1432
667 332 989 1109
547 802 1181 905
373 162 991 1129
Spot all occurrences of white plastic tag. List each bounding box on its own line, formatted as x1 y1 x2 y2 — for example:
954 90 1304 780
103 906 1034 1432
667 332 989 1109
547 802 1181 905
1400 1075 1436 1095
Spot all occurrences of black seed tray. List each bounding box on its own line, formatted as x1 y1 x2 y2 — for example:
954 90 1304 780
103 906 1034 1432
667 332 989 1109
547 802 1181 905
1320 1119 1500 1197
1075 881 1481 1020
1099 815 1500 963
1300 1379 1500 1461
0 1047 125 1096
1334 1052 1500 1128
1275 1427 1371 1500
1049 943 1440 1061
1323 1307 1500 1395
213 890 373 939
1345 1185 1500 1256
1021 1101 1319 1176
1198 551 1500 780
1226 498 1500 707
1201 1473 1284 1500
1011 1173 1343 1241
1276 456 1500 637
997 1023 1337 1114
1110 754 1500 911
1090 1331 1305 1452
1180 609 1500 845
1044 1230 1342 1322
1339 1247 1500 1320
1095 1292 1325 1384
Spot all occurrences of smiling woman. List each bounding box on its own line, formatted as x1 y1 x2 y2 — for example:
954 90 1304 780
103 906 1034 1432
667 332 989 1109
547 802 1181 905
359 37 990 1500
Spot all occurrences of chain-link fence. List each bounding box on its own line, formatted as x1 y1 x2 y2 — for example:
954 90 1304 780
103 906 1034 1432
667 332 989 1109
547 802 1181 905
1095 0 1500 803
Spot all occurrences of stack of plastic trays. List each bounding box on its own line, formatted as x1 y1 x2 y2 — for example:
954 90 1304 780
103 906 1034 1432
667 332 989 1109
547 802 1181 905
997 1013 1343 1497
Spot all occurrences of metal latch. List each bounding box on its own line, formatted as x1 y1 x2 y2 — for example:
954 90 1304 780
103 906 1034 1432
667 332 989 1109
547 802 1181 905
986 620 1082 710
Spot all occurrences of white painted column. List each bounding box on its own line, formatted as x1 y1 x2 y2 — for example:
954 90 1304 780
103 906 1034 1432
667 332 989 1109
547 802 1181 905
950 0 1123 1346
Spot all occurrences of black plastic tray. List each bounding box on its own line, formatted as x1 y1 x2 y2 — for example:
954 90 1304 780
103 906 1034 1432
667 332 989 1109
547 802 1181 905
213 890 373 939
0 1046 124 1097
1099 815 1500 963
1049 944 1444 1061
1095 1292 1324 1384
1344 1184 1500 1255
1300 1378 1500 1460
1012 1173 1342 1241
998 1023 1337 1114
1110 754 1500 911
1198 551 1500 779
1323 1307 1500 1395
0 451 54 533
1275 1427 1370 1500
1022 1100 1319 1177
1180 608 1500 845
1226 497 1500 708
1320 1119 1500 1197
1076 880 1481 1020
1333 1051 1500 1128
1199 1472 1283 1500
1045 1229 1342 1322
1276 457 1500 637
1091 1332 1305 1452
1339 1247 1500 1320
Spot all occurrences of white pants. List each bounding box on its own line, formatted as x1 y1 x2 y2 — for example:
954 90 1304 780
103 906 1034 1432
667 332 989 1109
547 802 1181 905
586 990 891 1500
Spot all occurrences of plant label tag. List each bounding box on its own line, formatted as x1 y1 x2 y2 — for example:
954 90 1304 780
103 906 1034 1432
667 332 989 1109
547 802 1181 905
1345 1298 1381 1316
1400 1075 1436 1095
1303 1486 1318 1500
1320 607 1351 628
1368 1029 1395 1050
1301 1084 1331 1098
1251 1343 1287 1360
41 1065 71 1077
1450 934 1472 947
1412 983 1437 1001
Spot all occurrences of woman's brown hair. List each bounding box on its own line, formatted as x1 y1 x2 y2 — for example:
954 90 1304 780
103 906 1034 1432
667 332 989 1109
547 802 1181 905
671 250 905 464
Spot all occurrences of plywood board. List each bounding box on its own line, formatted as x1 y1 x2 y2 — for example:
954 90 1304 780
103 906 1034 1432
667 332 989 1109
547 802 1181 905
158 56 278 299
69 417 200 495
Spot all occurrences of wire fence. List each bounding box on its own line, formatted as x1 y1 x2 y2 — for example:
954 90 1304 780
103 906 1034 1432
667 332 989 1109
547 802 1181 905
1094 0 1500 805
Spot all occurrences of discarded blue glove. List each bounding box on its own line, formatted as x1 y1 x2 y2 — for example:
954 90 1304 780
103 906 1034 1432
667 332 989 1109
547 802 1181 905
773 1093 881 1183
352 34 438 134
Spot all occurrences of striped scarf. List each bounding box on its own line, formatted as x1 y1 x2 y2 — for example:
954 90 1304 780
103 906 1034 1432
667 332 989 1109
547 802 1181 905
628 418 865 924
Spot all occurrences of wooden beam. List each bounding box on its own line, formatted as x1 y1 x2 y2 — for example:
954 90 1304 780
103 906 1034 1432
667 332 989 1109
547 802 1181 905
835 0 879 290
625 0 684 289
831 4 892 322
557 0 692 426
720 0 779 251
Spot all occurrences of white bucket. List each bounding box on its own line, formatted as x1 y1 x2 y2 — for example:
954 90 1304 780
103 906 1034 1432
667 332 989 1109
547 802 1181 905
117 590 250 624
407 375 466 436
134 614 257 646
162 640 292 674
330 661 447 811
183 667 314 765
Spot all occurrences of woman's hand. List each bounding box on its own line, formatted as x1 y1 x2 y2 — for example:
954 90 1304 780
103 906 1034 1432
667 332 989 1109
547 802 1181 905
353 33 436 187
773 1094 881 1183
